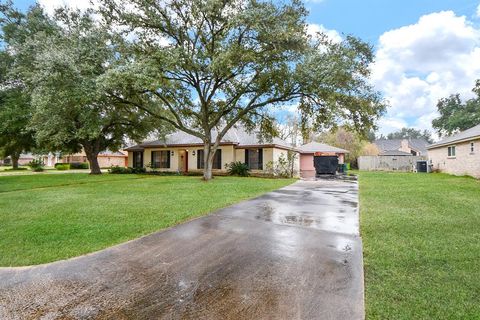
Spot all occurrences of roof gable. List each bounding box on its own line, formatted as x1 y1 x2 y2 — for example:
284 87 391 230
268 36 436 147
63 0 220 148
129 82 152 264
428 124 480 149
126 127 294 150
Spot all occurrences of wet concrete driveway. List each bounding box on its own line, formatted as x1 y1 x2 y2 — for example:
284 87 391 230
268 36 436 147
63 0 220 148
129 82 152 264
0 179 363 320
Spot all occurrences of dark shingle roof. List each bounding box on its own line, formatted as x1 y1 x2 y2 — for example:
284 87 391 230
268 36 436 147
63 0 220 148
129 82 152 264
428 124 480 149
126 127 294 151
374 138 429 155
379 150 413 156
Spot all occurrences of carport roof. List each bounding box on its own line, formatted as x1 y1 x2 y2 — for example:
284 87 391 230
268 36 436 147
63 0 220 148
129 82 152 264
298 142 349 154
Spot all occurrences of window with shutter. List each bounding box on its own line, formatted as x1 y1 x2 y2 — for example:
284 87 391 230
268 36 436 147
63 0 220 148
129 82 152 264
197 150 204 169
246 148 263 170
213 149 222 169
133 151 143 168
152 151 170 168
198 149 221 169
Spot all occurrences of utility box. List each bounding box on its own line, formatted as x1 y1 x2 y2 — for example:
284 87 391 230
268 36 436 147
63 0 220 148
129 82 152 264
416 160 428 173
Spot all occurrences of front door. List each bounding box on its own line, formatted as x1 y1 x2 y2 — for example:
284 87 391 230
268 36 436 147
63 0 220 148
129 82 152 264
133 151 143 168
178 150 188 173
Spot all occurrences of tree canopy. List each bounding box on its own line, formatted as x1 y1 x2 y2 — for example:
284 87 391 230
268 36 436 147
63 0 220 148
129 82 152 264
0 2 45 168
97 0 385 179
316 127 367 168
1 5 160 173
432 81 480 137
386 127 433 143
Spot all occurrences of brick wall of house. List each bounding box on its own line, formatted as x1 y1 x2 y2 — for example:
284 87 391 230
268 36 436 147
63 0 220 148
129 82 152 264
428 138 480 178
97 156 127 168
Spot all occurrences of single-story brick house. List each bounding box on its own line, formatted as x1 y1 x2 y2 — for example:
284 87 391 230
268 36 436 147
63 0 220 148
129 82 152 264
297 142 349 178
59 150 128 168
1 153 35 166
427 124 480 178
373 138 429 156
125 127 300 175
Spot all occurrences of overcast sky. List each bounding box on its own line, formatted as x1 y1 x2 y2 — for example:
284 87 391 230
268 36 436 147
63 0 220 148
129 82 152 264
11 0 480 136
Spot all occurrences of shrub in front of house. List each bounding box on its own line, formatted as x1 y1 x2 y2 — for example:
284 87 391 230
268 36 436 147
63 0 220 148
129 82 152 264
131 167 146 174
109 166 147 174
55 164 70 170
226 161 250 177
264 153 298 178
70 162 89 169
28 159 45 172
109 166 131 174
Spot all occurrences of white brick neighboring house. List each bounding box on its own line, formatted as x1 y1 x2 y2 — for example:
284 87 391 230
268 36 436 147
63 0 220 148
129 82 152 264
427 124 480 178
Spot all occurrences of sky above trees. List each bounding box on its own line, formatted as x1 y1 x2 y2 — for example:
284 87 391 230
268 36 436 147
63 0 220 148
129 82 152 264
11 0 480 137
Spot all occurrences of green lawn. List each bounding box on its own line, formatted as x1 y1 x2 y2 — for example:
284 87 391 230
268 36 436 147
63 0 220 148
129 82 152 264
359 171 480 319
0 174 295 267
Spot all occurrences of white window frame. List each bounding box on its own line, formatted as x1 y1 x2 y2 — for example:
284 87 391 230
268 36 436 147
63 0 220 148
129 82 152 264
447 146 456 158
470 142 475 154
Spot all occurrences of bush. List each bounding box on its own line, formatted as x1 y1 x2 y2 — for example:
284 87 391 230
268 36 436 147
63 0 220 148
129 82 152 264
131 167 147 174
55 164 70 171
109 166 146 174
226 161 250 177
70 162 89 169
264 152 298 178
28 159 44 172
109 166 131 174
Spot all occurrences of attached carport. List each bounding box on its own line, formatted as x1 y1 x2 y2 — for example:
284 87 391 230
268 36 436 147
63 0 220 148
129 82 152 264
298 142 349 178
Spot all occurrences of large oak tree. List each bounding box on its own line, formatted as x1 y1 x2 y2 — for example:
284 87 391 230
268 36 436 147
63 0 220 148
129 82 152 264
0 2 50 168
3 5 160 174
432 81 480 137
98 0 385 180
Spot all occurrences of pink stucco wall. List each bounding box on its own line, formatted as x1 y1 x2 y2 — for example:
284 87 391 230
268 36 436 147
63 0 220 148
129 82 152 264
300 154 315 170
300 153 345 172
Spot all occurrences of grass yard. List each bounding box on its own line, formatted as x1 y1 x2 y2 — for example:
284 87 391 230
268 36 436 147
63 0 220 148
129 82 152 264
0 173 295 267
359 171 480 319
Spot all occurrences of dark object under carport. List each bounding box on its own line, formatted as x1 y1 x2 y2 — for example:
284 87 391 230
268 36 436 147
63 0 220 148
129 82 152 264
314 156 339 175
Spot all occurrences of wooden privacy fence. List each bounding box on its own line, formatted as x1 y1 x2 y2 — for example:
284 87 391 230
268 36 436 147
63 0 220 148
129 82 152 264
358 155 426 172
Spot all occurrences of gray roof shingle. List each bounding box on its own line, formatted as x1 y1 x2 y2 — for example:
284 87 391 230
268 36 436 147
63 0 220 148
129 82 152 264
297 142 349 154
428 124 480 149
126 127 294 150
374 138 429 155
379 150 413 156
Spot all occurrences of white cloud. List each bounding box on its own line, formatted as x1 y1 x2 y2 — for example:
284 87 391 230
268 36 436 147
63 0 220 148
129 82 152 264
477 4 480 17
307 23 342 43
372 11 480 136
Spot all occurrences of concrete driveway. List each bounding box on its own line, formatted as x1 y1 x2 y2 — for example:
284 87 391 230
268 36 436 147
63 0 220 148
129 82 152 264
0 179 363 320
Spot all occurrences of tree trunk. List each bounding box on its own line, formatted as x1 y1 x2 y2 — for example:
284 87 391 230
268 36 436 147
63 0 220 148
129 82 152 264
11 153 20 170
84 143 102 175
202 141 216 181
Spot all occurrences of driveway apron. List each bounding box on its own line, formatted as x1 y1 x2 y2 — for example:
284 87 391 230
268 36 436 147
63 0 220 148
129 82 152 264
0 179 363 320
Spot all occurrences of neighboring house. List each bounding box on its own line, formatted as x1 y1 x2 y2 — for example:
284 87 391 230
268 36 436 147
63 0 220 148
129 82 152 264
427 124 480 178
59 150 128 168
1 153 36 166
125 127 300 175
297 142 349 177
373 138 429 156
